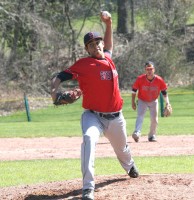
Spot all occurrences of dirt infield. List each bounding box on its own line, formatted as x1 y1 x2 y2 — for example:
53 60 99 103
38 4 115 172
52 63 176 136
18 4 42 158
0 135 194 200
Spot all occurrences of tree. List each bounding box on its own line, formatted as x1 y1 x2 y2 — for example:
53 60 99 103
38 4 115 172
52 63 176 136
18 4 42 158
0 0 194 95
117 0 129 35
129 0 135 38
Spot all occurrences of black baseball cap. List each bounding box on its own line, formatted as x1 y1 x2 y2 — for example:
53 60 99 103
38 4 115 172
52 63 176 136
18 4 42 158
84 32 103 45
145 61 154 68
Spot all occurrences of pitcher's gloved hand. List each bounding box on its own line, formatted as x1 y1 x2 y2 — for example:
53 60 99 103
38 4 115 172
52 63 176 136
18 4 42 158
54 88 82 106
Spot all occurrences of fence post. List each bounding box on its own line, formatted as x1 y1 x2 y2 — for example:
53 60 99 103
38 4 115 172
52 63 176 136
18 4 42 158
160 92 164 117
24 93 31 122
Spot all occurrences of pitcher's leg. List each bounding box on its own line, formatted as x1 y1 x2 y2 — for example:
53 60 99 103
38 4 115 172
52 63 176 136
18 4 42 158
81 110 102 190
105 113 135 173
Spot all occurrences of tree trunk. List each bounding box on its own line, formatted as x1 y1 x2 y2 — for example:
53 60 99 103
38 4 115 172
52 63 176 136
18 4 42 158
6 0 22 73
117 0 129 34
129 0 135 39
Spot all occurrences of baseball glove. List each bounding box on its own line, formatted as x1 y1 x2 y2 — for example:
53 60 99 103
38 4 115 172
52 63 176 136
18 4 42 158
54 88 82 106
163 104 172 117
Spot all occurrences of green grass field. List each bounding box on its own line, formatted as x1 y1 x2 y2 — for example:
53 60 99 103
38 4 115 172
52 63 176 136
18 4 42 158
0 156 194 188
0 87 193 137
0 87 194 188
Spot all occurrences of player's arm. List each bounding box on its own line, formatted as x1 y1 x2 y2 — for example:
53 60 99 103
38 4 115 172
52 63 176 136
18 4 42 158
100 11 113 53
131 89 137 110
51 71 73 102
160 78 170 106
161 90 170 105
161 89 172 117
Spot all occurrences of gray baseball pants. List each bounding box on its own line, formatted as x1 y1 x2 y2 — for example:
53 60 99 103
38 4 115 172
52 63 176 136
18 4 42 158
81 109 134 190
134 98 158 137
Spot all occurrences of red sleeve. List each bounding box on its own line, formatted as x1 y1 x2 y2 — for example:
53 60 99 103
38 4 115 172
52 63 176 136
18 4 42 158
157 76 167 91
132 76 142 90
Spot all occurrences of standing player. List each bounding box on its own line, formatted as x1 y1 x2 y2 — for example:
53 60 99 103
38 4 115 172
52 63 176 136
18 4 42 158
51 11 139 200
131 61 171 142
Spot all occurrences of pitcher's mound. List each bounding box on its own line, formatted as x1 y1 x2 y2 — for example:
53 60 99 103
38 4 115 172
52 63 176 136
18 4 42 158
1 174 194 200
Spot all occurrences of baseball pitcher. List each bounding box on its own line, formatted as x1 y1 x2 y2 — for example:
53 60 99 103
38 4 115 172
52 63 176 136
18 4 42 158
51 11 139 200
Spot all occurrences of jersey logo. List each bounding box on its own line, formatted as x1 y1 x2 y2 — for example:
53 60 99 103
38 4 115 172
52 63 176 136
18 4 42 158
100 71 112 80
142 86 158 91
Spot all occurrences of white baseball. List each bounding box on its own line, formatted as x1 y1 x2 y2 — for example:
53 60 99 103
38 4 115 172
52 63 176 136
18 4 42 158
101 11 111 19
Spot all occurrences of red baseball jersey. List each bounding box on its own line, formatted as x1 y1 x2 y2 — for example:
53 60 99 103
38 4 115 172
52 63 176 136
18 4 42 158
64 53 123 112
132 74 167 102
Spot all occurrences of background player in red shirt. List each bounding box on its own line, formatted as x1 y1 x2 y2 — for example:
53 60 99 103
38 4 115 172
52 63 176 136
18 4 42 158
51 11 139 200
131 61 171 143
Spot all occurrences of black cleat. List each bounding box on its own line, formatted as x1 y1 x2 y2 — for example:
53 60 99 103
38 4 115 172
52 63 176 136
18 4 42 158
128 165 139 178
82 189 94 200
132 131 140 142
148 135 157 142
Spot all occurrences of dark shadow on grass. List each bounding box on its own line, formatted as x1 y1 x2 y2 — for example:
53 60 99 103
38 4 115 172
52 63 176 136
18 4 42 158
24 177 127 200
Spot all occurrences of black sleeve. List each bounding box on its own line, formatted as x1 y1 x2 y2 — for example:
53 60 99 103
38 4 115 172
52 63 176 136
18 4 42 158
132 88 138 92
57 71 73 82
161 90 167 95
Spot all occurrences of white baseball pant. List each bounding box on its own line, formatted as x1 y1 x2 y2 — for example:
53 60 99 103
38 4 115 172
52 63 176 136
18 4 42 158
134 98 158 137
81 109 134 190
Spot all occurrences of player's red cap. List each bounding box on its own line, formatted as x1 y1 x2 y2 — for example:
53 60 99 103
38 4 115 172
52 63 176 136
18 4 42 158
84 32 103 45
